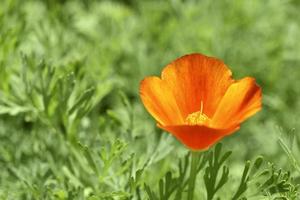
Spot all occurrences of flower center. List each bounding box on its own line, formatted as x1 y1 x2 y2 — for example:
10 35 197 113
185 101 211 125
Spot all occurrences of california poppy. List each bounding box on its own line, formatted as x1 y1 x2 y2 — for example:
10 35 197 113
140 53 262 150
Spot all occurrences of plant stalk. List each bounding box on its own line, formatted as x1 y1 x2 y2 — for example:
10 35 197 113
187 151 199 200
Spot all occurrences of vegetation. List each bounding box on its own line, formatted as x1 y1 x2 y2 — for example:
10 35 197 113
0 0 300 199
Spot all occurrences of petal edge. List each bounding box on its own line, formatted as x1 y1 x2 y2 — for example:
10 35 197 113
159 124 239 150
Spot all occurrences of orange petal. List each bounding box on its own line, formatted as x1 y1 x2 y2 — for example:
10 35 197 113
211 77 262 129
140 77 184 126
159 124 239 150
161 53 234 118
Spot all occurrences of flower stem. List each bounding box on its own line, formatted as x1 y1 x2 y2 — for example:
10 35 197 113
187 151 199 200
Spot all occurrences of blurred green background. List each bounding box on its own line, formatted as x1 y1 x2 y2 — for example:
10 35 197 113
1 0 300 199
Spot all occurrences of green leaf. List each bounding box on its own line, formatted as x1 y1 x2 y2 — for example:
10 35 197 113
78 142 99 176
68 87 95 115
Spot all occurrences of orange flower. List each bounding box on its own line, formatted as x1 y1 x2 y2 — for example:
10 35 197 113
140 53 262 150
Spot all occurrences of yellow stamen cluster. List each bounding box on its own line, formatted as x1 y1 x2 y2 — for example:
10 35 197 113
185 101 211 125
185 111 210 125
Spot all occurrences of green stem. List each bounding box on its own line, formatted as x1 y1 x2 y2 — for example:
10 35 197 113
187 151 199 200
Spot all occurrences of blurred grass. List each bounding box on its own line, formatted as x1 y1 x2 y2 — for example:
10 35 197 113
1 0 300 199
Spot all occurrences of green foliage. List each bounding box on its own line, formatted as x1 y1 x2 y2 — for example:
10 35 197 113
204 144 231 200
0 0 300 199
145 151 207 200
145 144 299 200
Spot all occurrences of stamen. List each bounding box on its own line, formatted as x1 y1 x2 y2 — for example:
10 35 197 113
200 101 203 114
185 101 211 125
